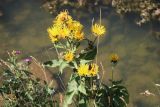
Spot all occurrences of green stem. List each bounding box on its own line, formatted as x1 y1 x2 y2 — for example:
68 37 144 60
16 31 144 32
111 66 114 86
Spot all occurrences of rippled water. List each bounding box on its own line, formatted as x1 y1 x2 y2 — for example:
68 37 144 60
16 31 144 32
0 0 160 106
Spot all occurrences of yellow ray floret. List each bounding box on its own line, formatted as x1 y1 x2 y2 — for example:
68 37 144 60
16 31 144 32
64 51 74 62
68 21 83 32
49 34 58 43
54 10 72 24
77 63 99 77
92 24 106 37
47 25 59 37
77 64 89 76
74 31 84 41
47 26 59 43
59 27 70 39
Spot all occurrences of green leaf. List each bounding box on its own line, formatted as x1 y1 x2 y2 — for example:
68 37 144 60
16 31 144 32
59 61 69 74
67 76 78 93
109 79 123 85
69 61 78 69
79 46 97 61
80 59 92 65
25 92 33 101
64 91 76 106
78 81 87 95
110 85 129 107
43 59 63 68
63 75 79 107
78 98 88 107
54 43 65 49
95 84 110 107
44 59 69 74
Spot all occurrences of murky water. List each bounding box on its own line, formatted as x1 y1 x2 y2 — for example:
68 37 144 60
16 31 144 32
0 0 160 107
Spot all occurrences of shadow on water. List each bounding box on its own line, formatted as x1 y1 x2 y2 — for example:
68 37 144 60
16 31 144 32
0 1 160 107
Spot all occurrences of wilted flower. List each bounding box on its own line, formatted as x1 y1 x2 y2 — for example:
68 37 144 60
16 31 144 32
12 50 22 55
92 23 106 37
110 54 119 64
24 57 32 63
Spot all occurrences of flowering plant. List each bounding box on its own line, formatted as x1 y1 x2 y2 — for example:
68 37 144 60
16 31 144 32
44 10 129 107
0 51 56 107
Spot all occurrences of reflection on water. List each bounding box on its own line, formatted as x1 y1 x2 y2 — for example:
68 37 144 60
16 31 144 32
0 0 160 107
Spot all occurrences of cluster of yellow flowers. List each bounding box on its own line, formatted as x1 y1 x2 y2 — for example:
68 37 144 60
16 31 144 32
47 10 106 76
47 10 84 43
47 10 106 43
77 63 99 77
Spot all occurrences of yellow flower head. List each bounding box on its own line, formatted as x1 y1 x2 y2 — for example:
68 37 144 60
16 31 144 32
92 23 106 37
47 25 59 37
59 27 70 39
55 10 72 24
68 21 83 32
49 34 58 43
88 64 99 76
77 64 89 76
77 63 99 77
64 51 74 62
74 31 84 41
47 26 59 43
110 54 119 63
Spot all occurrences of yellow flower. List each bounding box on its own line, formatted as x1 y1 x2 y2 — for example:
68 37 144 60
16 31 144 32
74 31 84 40
68 21 83 32
77 64 89 76
110 54 119 63
47 26 59 43
55 10 72 24
91 24 106 37
59 27 70 39
64 51 74 62
49 34 58 43
77 63 99 77
88 64 99 76
47 25 59 37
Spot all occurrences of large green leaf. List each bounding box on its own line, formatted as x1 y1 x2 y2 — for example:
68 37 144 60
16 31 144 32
95 84 129 107
95 84 110 107
63 75 78 107
78 98 88 107
44 59 69 74
59 61 69 74
43 59 63 67
78 80 87 95
80 59 92 65
79 46 97 61
110 85 129 107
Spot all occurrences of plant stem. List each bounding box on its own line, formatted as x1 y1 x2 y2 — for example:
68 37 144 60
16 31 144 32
111 66 114 86
53 44 60 59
